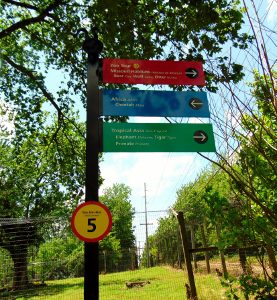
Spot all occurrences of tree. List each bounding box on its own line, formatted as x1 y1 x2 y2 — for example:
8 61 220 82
0 0 255 283
0 0 252 139
200 73 277 238
147 216 180 267
233 71 277 272
198 1 276 240
174 171 216 271
0 113 86 289
202 170 257 274
99 233 122 273
100 183 136 270
100 183 135 249
193 3 277 286
35 235 82 281
174 172 211 225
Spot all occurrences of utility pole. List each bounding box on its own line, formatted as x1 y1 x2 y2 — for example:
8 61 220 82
144 183 150 268
140 183 152 268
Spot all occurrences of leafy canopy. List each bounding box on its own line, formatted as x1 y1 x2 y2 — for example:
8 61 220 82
0 113 86 218
1 0 252 136
100 183 136 248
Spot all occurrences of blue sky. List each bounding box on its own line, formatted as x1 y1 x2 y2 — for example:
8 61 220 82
99 118 213 212
98 0 277 243
40 0 276 244
99 0 277 209
0 0 275 248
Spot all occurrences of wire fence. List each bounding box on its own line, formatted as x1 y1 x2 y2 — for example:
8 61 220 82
0 214 274 300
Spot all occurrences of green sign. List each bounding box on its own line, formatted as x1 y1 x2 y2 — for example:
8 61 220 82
103 123 216 152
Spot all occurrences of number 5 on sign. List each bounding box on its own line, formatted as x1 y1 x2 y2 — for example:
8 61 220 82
71 201 112 242
87 218 97 232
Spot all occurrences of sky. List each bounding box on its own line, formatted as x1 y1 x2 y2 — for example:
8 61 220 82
0 0 275 251
34 0 277 245
99 118 213 212
99 137 213 243
98 0 277 243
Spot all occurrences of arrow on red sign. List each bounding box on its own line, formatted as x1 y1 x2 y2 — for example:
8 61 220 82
185 68 198 78
102 58 206 86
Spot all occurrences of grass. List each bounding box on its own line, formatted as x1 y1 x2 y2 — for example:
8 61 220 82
5 266 228 300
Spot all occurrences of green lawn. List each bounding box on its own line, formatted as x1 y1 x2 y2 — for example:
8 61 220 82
7 266 227 300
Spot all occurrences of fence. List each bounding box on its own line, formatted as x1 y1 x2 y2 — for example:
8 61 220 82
0 213 275 299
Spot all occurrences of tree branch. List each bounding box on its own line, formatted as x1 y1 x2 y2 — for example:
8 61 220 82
0 0 65 40
2 0 38 11
198 152 277 228
3 54 64 118
3 54 86 140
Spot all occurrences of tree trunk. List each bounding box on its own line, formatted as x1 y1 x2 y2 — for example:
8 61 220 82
0 220 36 290
200 225 211 274
238 248 248 274
11 245 29 290
176 230 183 269
265 244 277 272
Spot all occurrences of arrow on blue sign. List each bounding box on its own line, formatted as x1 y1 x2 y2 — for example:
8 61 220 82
100 89 210 118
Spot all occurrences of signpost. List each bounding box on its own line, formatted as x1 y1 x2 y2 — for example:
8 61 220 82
71 201 112 243
102 58 205 86
100 89 210 118
77 27 103 300
103 123 216 152
77 27 215 300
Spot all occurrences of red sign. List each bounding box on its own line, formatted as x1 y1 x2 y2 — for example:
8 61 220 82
102 58 205 86
71 201 112 243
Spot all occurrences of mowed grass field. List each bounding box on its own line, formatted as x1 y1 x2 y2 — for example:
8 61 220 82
13 266 226 300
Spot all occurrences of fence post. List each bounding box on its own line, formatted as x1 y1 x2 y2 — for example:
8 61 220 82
173 210 198 300
200 224 211 274
215 225 228 278
190 224 198 270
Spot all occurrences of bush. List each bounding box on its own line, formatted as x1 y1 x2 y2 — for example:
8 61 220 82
35 237 82 280
221 272 277 300
0 248 13 287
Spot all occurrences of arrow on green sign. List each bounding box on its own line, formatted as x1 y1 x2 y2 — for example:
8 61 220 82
102 123 216 152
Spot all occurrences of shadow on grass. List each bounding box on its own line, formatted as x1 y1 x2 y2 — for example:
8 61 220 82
2 281 84 299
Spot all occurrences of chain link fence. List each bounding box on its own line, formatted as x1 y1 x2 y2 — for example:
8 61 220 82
0 214 275 299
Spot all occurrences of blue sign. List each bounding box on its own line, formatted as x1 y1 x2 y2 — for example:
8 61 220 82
100 89 210 118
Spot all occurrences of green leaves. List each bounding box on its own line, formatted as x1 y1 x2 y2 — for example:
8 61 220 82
1 1 252 137
0 111 86 219
100 183 135 249
233 70 277 230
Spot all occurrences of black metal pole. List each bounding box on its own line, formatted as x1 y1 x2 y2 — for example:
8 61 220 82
79 27 103 300
85 62 99 300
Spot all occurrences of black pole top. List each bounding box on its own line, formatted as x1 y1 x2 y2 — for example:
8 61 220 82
77 27 103 65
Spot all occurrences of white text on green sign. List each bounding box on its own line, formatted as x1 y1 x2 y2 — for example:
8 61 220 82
103 123 216 152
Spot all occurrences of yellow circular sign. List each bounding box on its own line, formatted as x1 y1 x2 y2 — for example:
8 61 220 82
71 201 112 242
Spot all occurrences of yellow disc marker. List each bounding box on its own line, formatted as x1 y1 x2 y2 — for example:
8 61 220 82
71 201 112 242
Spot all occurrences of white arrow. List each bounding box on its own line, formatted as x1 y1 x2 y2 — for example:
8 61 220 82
190 99 203 108
193 132 207 142
185 69 198 77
